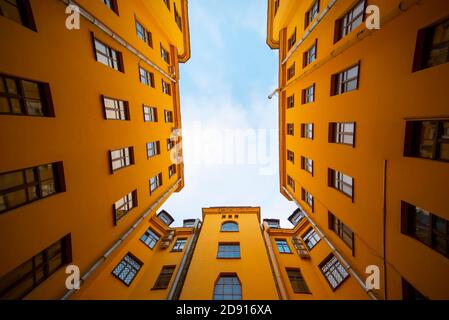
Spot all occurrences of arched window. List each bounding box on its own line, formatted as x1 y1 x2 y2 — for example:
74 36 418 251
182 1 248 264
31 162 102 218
213 274 242 300
220 221 239 232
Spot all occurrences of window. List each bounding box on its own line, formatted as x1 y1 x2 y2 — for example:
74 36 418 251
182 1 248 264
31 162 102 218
103 96 129 120
112 253 142 286
287 123 294 136
331 63 360 95
302 227 321 250
301 123 314 139
174 3 182 30
302 84 315 104
143 106 157 122
0 74 53 117
214 275 242 300
168 164 176 178
160 44 170 64
0 234 71 300
158 210 174 226
163 0 170 11
93 37 123 72
289 208 305 226
140 228 160 249
413 18 449 71
276 239 291 254
221 221 239 232
113 191 137 224
152 265 176 290
328 169 354 199
287 176 295 192
301 188 314 211
320 254 349 290
301 156 313 175
287 150 295 164
334 0 365 42
139 67 155 87
404 120 449 162
0 0 36 30
162 79 171 95
401 201 449 258
172 238 187 252
217 243 241 259
165 110 174 123
287 268 311 294
287 94 295 109
329 212 354 252
102 0 118 14
402 278 428 300
0 162 65 214
329 122 355 146
167 138 175 151
135 20 152 47
150 173 163 194
146 141 160 159
287 63 295 80
110 147 134 172
305 0 319 29
288 28 296 51
303 41 317 67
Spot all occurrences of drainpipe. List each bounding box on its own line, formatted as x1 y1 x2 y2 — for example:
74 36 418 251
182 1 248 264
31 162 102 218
60 179 182 300
262 222 289 300
283 187 378 300
167 219 202 300
59 0 176 82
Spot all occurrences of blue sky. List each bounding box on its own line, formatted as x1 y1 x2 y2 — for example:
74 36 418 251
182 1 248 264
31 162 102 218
162 0 297 227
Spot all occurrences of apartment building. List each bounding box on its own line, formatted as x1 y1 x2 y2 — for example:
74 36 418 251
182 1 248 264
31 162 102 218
267 0 449 299
0 0 190 300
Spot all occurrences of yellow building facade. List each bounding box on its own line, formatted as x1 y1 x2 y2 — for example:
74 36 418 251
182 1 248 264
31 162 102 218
0 0 190 300
267 0 449 299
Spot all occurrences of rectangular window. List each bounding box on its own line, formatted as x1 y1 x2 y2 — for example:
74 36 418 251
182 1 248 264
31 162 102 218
331 63 360 95
103 96 129 121
168 164 177 178
0 74 53 117
303 40 317 67
287 94 295 109
150 173 163 193
276 239 292 254
301 188 314 211
301 123 314 139
0 162 65 214
113 190 137 224
328 168 354 199
167 138 175 151
217 243 241 259
401 201 449 258
287 268 311 294
288 28 296 51
329 122 355 146
135 20 152 47
112 253 142 286
143 105 157 122
302 84 315 104
334 0 365 42
165 110 174 123
163 0 170 11
172 238 187 252
287 176 295 192
287 150 295 164
162 79 171 95
0 234 71 300
140 228 160 249
0 0 36 30
301 156 314 175
102 0 118 14
402 278 428 300
404 120 449 162
320 254 349 290
287 63 295 80
287 123 294 136
329 212 355 252
152 265 176 290
174 3 182 30
302 227 321 250
139 67 155 87
146 141 160 159
160 44 170 64
412 18 449 71
110 147 134 172
93 37 123 72
305 0 319 29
